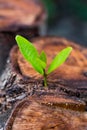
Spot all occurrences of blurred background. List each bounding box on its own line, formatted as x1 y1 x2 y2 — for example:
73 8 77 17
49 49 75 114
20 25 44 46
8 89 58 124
0 0 87 73
0 1 87 128
42 0 87 46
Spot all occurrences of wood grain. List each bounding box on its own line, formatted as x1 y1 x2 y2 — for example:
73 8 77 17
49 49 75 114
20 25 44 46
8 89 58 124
9 37 87 98
5 96 87 130
0 37 87 129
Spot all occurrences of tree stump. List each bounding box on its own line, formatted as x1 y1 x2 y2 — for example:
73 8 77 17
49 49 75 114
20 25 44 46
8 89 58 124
0 0 46 73
5 96 87 130
0 37 87 129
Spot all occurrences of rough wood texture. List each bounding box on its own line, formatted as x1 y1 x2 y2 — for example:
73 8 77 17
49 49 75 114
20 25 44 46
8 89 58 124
0 37 87 129
5 96 87 130
8 37 87 98
0 0 46 73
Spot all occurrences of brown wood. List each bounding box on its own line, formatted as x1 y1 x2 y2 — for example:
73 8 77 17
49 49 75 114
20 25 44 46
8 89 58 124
0 0 46 73
9 37 87 97
5 96 87 130
0 36 87 129
0 0 46 31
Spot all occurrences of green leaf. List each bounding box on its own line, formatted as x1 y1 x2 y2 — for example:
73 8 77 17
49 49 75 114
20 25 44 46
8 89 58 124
15 35 39 60
39 51 47 64
31 58 44 75
47 47 72 74
15 35 44 75
37 58 46 69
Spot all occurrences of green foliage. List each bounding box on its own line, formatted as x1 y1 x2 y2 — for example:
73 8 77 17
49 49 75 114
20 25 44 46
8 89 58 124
16 35 46 75
47 47 72 74
39 51 47 64
15 35 72 86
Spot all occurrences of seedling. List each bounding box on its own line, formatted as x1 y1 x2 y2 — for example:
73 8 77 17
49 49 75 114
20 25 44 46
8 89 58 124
15 35 72 87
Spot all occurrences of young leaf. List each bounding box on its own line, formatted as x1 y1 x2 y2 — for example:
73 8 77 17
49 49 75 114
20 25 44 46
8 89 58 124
39 51 47 64
15 35 44 75
47 47 72 74
30 58 44 75
37 58 46 69
15 35 39 60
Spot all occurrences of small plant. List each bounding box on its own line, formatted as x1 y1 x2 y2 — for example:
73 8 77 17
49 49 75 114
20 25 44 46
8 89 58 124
15 35 72 87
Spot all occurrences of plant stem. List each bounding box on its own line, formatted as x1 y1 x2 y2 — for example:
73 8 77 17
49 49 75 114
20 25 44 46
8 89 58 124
43 70 47 87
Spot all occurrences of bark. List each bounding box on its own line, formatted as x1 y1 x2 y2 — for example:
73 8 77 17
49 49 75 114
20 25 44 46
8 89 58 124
0 0 46 73
0 36 87 129
5 96 87 130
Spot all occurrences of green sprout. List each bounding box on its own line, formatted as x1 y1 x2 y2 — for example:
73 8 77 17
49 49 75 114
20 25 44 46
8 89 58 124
15 35 72 87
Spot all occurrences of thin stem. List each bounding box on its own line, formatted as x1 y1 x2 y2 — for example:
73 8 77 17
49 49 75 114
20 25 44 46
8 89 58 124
43 70 47 87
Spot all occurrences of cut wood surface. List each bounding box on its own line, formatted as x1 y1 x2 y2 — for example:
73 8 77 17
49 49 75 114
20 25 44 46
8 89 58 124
10 37 87 98
0 0 46 31
0 37 87 129
5 96 87 130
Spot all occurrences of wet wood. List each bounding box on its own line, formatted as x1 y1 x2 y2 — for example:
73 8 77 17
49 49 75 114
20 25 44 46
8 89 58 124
0 0 46 73
5 96 87 130
0 37 87 129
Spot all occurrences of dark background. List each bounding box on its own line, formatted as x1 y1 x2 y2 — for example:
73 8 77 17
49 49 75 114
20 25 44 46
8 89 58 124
42 0 87 46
